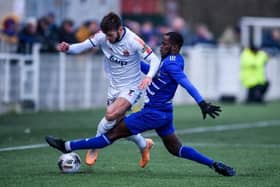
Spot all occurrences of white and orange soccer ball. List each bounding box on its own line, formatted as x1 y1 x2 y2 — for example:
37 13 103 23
57 152 81 173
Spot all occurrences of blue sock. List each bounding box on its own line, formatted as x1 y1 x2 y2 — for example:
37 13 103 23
69 135 111 151
179 146 214 167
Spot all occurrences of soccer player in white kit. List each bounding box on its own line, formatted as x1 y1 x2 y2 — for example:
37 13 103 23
56 12 161 168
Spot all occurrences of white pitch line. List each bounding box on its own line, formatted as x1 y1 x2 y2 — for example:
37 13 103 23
187 143 280 148
0 143 48 152
0 120 280 152
144 119 280 137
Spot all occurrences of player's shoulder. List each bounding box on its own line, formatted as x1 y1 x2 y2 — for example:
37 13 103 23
89 31 106 42
124 27 138 38
125 28 152 55
124 27 145 45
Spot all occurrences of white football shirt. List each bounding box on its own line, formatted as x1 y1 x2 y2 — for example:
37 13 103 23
88 27 153 90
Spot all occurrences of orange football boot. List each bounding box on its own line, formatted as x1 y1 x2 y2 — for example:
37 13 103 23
139 138 154 168
85 149 98 166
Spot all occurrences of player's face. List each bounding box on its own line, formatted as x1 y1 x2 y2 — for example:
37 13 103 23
105 29 121 44
160 35 172 58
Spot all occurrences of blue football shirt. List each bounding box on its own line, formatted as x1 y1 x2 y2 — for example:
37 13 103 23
141 54 203 111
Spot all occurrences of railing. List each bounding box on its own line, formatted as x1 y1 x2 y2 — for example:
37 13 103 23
0 44 40 112
1 44 280 114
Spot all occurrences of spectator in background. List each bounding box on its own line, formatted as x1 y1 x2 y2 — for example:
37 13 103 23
46 12 58 34
262 28 280 55
75 20 100 54
171 17 192 46
191 24 216 46
88 20 99 36
76 20 99 42
156 24 171 35
37 16 59 52
17 17 39 54
240 42 270 103
1 15 19 45
58 19 77 43
125 20 141 35
140 21 158 49
219 26 239 46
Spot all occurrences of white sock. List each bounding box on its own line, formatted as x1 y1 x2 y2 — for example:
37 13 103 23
126 134 147 151
96 117 147 151
96 117 116 136
65 141 71 152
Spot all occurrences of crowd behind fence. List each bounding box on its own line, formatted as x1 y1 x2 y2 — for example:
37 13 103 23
1 43 280 114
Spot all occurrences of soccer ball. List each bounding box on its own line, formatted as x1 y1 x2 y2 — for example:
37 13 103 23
57 152 81 173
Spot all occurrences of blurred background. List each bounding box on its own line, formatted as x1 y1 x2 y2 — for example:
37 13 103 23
0 0 280 113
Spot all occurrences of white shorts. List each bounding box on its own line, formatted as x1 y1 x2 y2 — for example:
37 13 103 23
107 87 142 106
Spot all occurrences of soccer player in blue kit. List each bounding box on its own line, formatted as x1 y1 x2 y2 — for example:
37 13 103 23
46 32 236 176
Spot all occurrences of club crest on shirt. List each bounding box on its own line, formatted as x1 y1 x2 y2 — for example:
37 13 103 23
134 37 152 54
123 50 130 56
142 44 152 54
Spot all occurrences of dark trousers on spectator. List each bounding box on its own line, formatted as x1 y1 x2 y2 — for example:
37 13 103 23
246 81 270 103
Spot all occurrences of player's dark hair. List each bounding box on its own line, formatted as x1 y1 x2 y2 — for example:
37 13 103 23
165 32 184 49
100 12 121 33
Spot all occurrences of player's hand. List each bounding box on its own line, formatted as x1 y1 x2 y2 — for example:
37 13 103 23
138 76 152 90
57 42 69 52
198 101 222 120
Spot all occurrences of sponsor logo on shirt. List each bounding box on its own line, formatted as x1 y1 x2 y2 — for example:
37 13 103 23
109 55 128 66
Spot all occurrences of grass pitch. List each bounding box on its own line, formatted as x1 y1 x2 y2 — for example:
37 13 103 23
0 102 280 186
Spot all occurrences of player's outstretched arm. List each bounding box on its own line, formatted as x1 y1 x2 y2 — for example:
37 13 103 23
57 39 95 54
165 63 222 120
198 101 222 119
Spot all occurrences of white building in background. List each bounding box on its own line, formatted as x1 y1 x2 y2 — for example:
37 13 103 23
0 0 120 25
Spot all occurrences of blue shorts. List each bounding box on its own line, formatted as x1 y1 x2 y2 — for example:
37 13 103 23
124 107 175 137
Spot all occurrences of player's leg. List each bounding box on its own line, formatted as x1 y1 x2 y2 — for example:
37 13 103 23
86 98 127 166
45 120 132 153
105 119 133 140
246 87 255 103
124 108 174 168
85 98 119 166
96 96 145 142
87 96 149 166
105 97 153 167
160 134 214 166
259 81 270 102
156 122 214 166
66 115 152 167
160 133 236 176
102 96 148 148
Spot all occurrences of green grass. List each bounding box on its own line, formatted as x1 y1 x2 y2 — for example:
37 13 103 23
1 102 280 186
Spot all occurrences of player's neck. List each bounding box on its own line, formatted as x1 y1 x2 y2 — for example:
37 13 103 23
119 27 125 39
170 51 179 56
116 27 125 43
